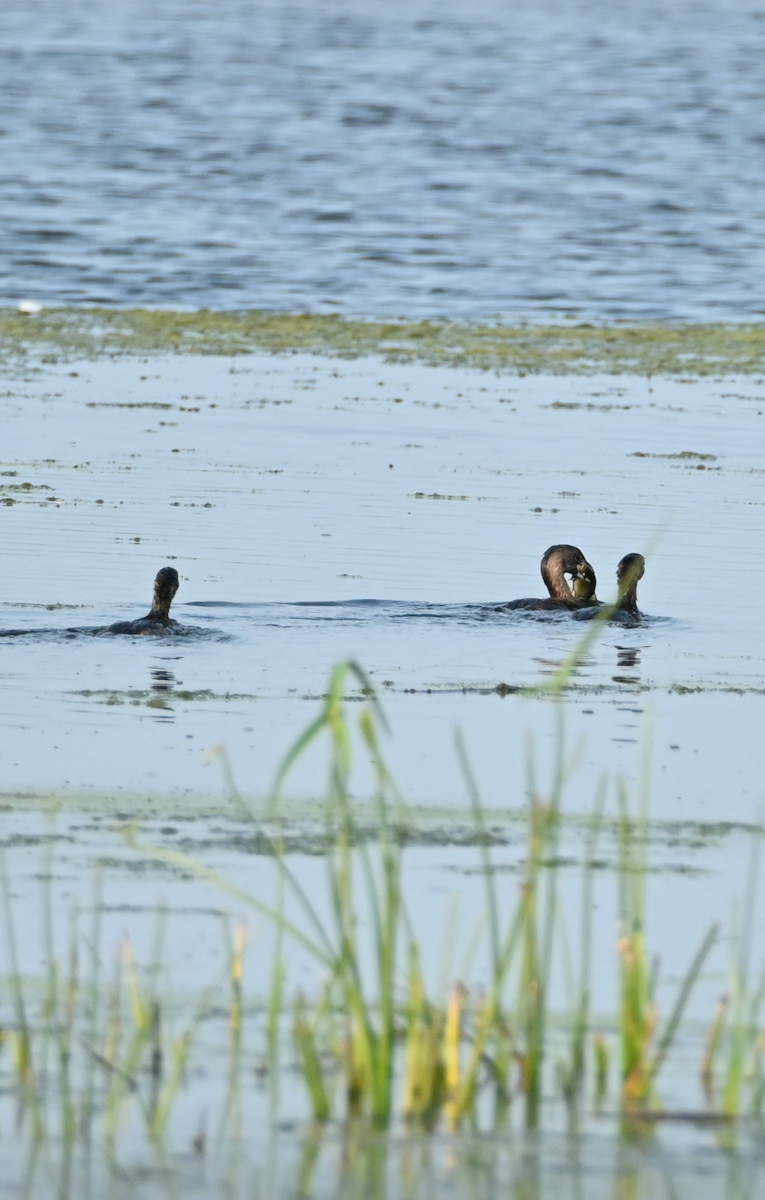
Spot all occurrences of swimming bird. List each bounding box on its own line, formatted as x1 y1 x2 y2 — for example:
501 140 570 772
573 553 645 623
502 544 591 610
103 566 180 635
615 552 645 617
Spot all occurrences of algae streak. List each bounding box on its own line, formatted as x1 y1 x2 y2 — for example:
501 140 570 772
3 307 765 374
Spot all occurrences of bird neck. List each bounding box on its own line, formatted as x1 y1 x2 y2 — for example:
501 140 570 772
542 562 575 601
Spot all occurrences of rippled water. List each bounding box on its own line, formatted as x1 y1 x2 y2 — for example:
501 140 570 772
2 0 765 319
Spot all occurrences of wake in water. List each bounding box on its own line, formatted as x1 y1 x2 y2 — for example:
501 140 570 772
0 599 672 643
0 621 231 642
184 598 671 630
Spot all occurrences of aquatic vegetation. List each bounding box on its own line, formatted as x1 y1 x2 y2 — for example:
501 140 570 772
0 854 225 1159
129 658 744 1137
698 825 765 1124
1 656 765 1193
3 306 765 375
262 672 718 1130
615 776 717 1117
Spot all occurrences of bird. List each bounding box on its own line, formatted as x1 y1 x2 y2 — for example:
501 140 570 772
501 544 591 610
102 566 180 635
573 553 645 624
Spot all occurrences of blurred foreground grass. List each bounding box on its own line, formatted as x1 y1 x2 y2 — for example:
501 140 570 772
4 307 765 374
1 657 764 1189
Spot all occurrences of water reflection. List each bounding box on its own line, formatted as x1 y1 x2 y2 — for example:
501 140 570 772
150 667 176 694
533 653 597 681
612 645 641 687
616 647 641 671
147 665 176 720
290 1122 765 1200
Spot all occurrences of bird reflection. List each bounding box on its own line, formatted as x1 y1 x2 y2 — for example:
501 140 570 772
150 667 176 692
612 646 641 685
148 667 176 719
533 654 596 679
616 647 640 670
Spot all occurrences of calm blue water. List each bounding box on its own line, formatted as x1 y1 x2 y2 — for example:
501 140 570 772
1 0 765 320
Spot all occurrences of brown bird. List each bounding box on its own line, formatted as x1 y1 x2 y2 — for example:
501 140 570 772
573 553 646 624
502 544 591 610
103 566 180 635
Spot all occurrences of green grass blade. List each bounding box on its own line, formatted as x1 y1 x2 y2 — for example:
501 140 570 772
650 923 719 1081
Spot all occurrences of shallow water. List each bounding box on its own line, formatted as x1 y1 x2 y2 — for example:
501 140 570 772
3 0 765 320
0 352 763 810
0 352 763 982
4 1125 765 1200
1 351 765 1190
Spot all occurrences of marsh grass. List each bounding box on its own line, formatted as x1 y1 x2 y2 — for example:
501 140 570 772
1 615 765 1183
696 820 765 1129
0 840 238 1172
616 776 718 1119
257 644 737 1132
131 648 731 1134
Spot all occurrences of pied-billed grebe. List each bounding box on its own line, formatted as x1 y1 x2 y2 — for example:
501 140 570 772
503 544 591 610
615 552 645 617
573 552 645 623
572 562 599 607
104 566 180 635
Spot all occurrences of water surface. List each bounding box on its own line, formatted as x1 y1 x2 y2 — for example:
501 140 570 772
0 352 763 809
2 0 765 319
1 351 765 1191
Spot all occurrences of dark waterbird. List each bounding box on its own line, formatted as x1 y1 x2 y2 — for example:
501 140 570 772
574 553 646 624
501 544 591 611
615 552 645 617
101 566 180 635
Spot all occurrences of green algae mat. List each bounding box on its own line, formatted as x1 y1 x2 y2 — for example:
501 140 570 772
4 307 765 374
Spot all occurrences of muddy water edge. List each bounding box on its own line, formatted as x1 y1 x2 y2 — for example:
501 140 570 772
0 337 764 1197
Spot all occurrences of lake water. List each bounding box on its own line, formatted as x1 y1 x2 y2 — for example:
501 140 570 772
0 355 764 1192
1 352 763 807
1 353 764 1031
2 0 765 320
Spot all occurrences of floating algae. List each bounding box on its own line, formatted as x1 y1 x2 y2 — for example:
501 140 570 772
4 307 765 376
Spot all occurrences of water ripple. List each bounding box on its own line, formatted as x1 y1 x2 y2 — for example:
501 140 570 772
1 0 765 319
